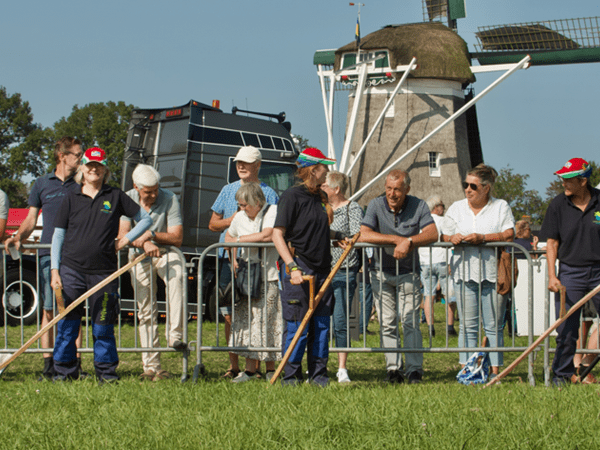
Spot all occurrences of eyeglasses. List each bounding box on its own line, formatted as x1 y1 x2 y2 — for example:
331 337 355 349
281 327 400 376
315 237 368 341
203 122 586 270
462 182 480 191
67 151 83 159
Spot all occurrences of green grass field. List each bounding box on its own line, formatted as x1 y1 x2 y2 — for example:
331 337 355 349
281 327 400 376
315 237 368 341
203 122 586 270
2 305 600 449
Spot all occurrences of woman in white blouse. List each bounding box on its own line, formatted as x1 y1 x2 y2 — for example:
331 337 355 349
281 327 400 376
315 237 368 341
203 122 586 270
442 164 515 377
225 182 282 383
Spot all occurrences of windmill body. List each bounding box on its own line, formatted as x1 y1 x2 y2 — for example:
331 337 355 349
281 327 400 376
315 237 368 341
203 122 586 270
314 5 600 207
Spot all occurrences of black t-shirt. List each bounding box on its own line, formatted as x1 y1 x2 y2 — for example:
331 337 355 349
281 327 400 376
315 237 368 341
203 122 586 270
274 184 332 273
55 185 141 273
540 187 600 266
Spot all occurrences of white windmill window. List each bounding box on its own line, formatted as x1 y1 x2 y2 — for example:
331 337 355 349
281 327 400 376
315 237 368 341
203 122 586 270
428 152 441 177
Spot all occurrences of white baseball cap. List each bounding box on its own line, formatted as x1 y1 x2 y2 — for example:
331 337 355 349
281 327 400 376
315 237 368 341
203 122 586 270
233 146 262 163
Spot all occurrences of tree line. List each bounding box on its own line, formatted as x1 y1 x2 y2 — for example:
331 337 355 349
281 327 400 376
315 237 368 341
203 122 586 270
1 86 135 207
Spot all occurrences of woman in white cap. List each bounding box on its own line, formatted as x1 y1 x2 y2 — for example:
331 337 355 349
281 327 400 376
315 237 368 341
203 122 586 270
50 147 154 383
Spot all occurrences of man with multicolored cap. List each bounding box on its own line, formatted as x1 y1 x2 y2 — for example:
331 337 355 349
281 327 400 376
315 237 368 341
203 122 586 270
272 147 343 386
540 157 600 386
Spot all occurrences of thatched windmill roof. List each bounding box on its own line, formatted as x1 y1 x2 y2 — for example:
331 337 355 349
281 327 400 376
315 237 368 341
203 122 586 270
335 22 475 84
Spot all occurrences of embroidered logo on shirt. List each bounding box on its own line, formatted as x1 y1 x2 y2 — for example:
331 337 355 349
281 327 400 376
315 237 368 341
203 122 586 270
594 211 600 225
101 201 112 213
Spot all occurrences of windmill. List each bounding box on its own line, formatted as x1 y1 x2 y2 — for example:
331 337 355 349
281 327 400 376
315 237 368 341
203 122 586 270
313 1 600 206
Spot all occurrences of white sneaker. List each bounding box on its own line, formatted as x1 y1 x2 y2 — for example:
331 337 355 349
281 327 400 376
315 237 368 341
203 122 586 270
337 368 351 383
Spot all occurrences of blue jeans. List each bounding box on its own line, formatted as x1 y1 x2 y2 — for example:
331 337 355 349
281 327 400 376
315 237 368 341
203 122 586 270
331 268 358 348
358 273 373 333
553 262 600 378
218 257 232 316
456 280 506 367
420 262 448 296
39 255 54 311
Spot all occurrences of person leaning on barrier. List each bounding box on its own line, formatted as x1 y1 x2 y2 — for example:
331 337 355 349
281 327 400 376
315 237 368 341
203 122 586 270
208 145 279 380
360 169 438 384
4 137 86 381
118 164 185 382
272 147 338 387
441 163 514 381
417 195 452 338
320 170 363 383
540 157 600 386
514 220 538 260
51 147 153 384
0 188 7 241
224 182 282 383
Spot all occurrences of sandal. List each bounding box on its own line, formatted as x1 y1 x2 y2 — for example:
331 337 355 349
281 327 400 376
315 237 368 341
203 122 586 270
222 368 240 379
139 370 156 381
152 370 172 381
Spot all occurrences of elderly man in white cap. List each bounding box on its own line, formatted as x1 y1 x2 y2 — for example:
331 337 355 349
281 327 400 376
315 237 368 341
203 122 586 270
118 164 185 381
209 145 279 379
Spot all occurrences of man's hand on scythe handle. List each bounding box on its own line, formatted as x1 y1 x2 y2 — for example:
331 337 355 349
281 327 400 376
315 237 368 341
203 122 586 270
269 233 360 386
0 253 148 376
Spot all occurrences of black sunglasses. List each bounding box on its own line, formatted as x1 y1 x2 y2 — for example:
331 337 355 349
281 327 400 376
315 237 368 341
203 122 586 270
462 182 480 191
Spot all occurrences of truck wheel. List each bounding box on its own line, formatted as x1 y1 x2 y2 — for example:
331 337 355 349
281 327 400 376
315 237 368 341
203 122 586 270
2 268 40 326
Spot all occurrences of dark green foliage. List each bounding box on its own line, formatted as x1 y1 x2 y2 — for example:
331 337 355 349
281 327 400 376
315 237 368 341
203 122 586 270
0 86 51 207
51 101 136 187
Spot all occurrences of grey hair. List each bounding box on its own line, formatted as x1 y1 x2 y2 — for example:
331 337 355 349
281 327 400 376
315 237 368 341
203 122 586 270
325 171 348 196
235 182 266 208
387 169 411 188
426 195 443 212
467 163 497 189
132 164 161 188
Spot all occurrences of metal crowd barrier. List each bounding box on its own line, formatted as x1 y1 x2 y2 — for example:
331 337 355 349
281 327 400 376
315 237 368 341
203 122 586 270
1 244 189 381
191 241 584 386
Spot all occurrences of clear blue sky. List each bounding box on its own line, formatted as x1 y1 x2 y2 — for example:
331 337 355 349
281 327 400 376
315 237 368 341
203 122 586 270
2 0 598 196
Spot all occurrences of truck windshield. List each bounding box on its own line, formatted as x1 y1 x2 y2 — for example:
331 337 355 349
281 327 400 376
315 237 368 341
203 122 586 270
228 159 297 197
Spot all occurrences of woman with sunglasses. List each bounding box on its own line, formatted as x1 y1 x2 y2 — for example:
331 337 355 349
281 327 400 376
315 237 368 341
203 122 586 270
442 163 515 379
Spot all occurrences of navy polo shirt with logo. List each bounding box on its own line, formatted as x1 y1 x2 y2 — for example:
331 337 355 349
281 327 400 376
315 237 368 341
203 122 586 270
274 185 331 273
541 187 600 267
28 170 78 256
54 185 141 274
362 194 434 275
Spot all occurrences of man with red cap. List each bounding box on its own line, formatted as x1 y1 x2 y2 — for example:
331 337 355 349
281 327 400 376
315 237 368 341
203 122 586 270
540 157 600 386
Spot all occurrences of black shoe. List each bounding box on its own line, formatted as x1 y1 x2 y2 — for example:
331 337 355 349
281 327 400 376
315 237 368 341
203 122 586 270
98 377 120 386
408 372 423 384
170 340 187 351
38 357 55 382
385 370 404 384
447 327 458 336
552 376 570 387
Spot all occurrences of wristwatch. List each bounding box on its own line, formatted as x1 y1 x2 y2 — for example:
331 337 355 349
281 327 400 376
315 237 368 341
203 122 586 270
150 230 156 240
407 237 413 246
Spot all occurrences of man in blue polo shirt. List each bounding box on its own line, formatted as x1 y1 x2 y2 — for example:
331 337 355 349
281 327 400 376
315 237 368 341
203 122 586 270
360 169 437 384
541 157 600 386
208 145 278 379
4 137 84 380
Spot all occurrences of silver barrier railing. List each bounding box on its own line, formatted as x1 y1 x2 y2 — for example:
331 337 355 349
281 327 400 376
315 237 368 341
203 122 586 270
192 241 546 385
1 244 189 381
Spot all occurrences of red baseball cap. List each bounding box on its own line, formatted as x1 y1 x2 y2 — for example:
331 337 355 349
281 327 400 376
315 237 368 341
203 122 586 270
82 147 107 166
554 157 592 179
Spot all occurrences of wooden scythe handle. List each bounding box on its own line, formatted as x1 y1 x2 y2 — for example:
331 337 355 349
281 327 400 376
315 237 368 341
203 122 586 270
0 253 147 374
269 232 360 385
485 282 600 387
